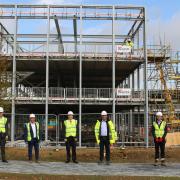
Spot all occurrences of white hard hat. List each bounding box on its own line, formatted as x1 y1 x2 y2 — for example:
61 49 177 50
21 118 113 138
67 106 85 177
156 112 163 117
0 107 4 113
101 111 107 116
68 111 74 115
29 113 36 118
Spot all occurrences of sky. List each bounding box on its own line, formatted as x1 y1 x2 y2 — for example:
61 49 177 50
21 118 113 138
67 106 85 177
0 0 180 51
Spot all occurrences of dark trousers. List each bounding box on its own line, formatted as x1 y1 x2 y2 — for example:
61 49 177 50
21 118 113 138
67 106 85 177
155 141 165 160
28 138 39 160
99 136 110 161
66 136 76 161
0 133 6 161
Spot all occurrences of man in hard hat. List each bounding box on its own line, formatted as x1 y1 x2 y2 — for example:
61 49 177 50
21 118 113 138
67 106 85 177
64 111 78 163
125 38 134 57
152 112 168 166
95 111 117 165
126 38 134 48
0 107 8 163
24 113 40 163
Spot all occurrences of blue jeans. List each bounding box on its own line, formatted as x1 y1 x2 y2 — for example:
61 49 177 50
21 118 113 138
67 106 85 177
28 138 39 160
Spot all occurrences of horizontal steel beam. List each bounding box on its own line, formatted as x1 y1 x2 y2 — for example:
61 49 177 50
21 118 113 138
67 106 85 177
12 40 128 45
2 34 131 39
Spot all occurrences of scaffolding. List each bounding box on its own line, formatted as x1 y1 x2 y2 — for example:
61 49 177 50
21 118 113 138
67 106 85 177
1 4 174 147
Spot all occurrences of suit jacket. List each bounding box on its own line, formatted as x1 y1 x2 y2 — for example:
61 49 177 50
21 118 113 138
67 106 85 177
24 122 41 142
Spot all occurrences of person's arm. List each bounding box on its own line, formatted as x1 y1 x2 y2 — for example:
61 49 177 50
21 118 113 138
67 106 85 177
64 121 67 141
24 124 27 142
39 122 41 142
95 121 100 144
5 119 8 137
162 123 168 139
152 123 155 138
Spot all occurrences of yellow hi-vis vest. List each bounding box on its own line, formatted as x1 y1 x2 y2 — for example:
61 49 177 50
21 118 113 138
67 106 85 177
64 119 77 138
153 121 166 138
126 41 134 48
0 116 7 133
26 122 40 141
95 120 117 145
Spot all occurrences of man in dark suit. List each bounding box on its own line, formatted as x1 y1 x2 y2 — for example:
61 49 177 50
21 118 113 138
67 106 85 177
24 113 40 163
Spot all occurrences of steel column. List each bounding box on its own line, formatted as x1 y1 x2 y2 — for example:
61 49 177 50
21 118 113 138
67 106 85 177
45 5 50 142
79 6 83 147
112 6 116 124
11 4 17 143
143 8 149 148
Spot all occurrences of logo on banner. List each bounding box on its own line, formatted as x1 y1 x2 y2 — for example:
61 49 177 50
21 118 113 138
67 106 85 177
116 45 131 53
116 88 131 96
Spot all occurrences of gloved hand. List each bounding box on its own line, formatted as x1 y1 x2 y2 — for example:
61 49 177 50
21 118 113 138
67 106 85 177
159 137 163 142
74 138 77 142
155 138 159 142
5 136 8 141
64 138 67 142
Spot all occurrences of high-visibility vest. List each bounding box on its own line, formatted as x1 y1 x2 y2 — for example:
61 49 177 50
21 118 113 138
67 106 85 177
26 122 40 141
0 116 7 133
64 119 77 138
95 120 117 145
126 41 134 48
153 121 166 138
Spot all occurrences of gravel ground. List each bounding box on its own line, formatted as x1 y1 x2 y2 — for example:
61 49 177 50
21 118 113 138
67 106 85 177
0 161 180 177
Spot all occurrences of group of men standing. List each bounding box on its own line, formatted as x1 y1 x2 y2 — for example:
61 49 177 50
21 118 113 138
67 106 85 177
0 106 168 166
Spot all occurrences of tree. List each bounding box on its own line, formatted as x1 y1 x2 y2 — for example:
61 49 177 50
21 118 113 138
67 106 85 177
0 55 11 112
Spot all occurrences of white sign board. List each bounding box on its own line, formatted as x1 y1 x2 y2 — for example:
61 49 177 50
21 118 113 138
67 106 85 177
116 88 131 96
116 45 131 53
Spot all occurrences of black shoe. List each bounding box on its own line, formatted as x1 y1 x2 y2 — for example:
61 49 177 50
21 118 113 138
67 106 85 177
73 160 78 164
65 160 70 163
2 160 8 163
98 160 103 165
106 161 110 165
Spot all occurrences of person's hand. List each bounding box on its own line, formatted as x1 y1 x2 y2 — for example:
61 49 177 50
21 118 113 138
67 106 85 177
97 140 100 145
5 136 8 141
110 144 114 149
64 138 67 142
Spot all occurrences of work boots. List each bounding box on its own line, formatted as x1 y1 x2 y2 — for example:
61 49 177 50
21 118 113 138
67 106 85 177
154 159 159 166
161 158 166 166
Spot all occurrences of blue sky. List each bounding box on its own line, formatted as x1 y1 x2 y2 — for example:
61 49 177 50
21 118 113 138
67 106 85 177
0 0 180 50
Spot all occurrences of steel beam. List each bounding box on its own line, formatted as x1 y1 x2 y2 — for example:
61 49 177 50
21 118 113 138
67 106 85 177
45 5 50 142
11 4 17 143
73 15 78 54
143 8 149 148
79 6 83 147
112 6 116 124
54 15 64 54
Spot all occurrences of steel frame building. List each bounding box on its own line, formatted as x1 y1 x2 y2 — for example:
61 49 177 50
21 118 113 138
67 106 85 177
0 4 149 147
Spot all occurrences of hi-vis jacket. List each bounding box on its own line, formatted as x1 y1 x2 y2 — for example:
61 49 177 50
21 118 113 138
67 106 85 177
95 120 117 144
152 121 167 138
64 119 77 138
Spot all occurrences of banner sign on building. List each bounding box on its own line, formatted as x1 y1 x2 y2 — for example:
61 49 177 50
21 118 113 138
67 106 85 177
116 45 131 53
116 88 131 96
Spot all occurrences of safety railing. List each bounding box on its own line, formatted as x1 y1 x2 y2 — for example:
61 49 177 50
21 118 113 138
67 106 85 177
0 50 145 61
14 87 180 104
15 87 147 104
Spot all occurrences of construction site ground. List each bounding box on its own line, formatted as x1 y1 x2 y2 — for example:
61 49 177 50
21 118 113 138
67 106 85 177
0 147 179 179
